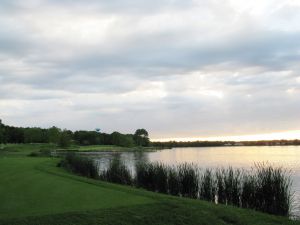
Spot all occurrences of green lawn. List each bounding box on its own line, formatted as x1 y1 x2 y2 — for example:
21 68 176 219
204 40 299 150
78 144 131 151
0 143 151 156
0 147 299 224
0 143 57 156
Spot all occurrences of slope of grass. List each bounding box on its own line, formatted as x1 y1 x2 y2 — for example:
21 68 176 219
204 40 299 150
0 143 57 156
0 157 154 220
0 149 299 224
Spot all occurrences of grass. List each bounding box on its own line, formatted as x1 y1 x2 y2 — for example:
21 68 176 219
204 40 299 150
0 144 157 158
100 156 133 185
77 145 159 152
59 153 99 178
118 160 292 216
0 143 57 156
78 145 130 151
0 144 299 224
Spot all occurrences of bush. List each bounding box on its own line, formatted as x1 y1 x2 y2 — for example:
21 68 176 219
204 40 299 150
28 152 39 157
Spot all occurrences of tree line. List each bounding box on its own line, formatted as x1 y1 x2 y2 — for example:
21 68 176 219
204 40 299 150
152 139 300 148
0 119 149 148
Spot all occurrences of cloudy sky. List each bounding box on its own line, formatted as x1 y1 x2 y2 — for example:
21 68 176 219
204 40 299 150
0 0 300 140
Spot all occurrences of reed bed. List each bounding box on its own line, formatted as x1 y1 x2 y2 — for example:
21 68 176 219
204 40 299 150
58 153 98 179
59 154 293 217
100 157 133 185
134 162 292 216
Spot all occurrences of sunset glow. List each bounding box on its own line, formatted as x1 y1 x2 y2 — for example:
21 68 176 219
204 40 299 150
152 130 300 142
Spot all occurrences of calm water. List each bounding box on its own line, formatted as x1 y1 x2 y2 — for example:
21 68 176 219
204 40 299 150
90 146 300 218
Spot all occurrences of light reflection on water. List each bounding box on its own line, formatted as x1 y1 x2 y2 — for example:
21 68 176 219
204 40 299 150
90 146 300 218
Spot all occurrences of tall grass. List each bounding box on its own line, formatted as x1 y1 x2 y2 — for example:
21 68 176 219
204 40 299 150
58 153 98 179
168 166 180 195
100 156 133 185
199 169 215 202
134 162 292 216
241 173 256 209
253 163 292 216
216 169 226 204
60 154 293 217
223 167 242 206
178 163 199 198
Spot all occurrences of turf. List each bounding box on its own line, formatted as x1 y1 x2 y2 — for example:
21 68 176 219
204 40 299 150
78 145 131 151
0 146 299 224
0 157 153 220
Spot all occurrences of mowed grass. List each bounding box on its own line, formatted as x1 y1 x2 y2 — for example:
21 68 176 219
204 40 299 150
77 145 157 152
0 157 154 220
78 145 129 151
0 143 56 156
0 149 300 224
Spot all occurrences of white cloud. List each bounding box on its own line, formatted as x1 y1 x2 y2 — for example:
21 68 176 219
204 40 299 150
0 0 300 138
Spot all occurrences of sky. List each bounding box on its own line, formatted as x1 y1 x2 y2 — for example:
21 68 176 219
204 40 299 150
0 0 300 141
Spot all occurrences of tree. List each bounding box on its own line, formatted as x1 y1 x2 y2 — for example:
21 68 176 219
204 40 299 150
48 126 61 143
0 119 4 145
133 129 150 147
58 130 71 148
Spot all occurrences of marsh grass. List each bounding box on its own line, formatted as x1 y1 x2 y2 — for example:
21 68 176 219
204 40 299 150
178 163 199 199
59 154 293 217
168 166 180 195
223 167 242 206
253 163 292 216
100 156 133 185
199 169 215 202
58 153 98 179
153 163 169 193
134 162 292 216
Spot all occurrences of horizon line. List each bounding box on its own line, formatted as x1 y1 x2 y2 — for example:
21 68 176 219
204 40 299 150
151 130 300 142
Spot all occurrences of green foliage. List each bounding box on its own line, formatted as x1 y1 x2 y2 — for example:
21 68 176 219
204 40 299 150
58 130 71 148
0 119 4 144
0 120 147 148
111 132 135 147
253 163 292 216
48 126 61 143
100 156 133 185
59 153 98 178
134 128 150 147
134 162 292 216
199 169 215 202
178 163 199 199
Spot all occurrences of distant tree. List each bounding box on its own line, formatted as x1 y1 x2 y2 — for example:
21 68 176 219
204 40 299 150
0 119 4 145
133 129 150 147
111 132 134 147
47 126 61 143
58 130 71 148
24 128 47 143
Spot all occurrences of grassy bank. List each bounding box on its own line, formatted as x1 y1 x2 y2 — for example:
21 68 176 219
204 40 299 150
0 145 299 224
0 144 157 157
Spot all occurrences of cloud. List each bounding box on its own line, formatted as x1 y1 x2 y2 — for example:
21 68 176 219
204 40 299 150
0 0 300 139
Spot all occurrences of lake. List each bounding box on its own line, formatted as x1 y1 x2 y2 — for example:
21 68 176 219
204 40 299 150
89 146 300 218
